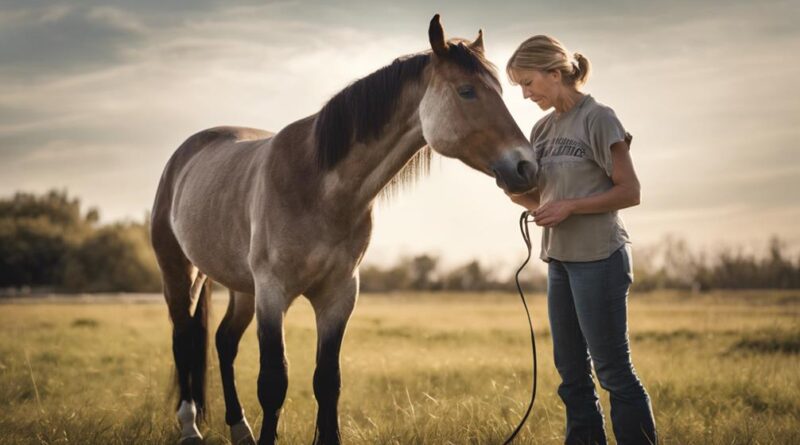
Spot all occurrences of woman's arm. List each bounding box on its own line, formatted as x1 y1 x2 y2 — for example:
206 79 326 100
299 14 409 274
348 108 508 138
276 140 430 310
532 141 640 228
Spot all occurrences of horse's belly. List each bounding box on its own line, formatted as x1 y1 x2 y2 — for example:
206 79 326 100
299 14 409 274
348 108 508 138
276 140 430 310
168 138 264 293
175 223 255 293
171 192 256 294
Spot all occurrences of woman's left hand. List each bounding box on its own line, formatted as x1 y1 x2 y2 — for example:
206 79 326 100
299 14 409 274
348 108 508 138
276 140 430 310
533 200 575 228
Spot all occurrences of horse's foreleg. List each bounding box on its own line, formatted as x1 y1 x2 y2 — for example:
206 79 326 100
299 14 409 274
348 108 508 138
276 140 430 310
308 276 358 445
216 291 256 445
255 285 290 445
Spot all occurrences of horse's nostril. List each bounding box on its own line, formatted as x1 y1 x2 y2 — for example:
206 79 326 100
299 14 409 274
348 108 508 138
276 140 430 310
517 160 531 177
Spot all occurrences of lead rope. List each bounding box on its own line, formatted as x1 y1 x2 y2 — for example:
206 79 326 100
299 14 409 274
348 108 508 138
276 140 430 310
502 210 538 445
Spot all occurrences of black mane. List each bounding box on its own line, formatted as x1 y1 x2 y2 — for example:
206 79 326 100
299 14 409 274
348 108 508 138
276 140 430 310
314 43 499 170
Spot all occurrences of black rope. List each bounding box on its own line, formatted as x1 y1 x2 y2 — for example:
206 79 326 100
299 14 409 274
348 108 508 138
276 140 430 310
502 210 538 445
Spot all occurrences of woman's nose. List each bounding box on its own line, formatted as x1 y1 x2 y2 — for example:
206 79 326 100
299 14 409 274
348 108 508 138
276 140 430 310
522 88 531 99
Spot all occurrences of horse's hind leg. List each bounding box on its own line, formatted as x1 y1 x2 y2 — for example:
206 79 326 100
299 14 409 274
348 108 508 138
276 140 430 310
307 276 358 445
152 222 209 444
216 291 256 445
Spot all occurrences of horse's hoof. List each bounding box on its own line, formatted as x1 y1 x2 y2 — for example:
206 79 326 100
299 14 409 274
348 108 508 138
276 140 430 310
231 417 256 445
177 425 203 445
177 401 203 444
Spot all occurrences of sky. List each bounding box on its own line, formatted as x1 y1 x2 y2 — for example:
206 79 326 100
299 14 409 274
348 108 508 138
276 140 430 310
1 0 798 272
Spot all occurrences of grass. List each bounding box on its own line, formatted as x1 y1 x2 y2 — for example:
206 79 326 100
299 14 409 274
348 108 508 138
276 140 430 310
0 290 798 444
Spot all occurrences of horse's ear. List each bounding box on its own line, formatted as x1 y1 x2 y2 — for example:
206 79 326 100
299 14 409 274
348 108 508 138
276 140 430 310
469 29 484 54
429 14 448 56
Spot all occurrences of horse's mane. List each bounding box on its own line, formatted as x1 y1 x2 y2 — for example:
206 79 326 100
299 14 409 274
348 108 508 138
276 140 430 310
314 41 499 197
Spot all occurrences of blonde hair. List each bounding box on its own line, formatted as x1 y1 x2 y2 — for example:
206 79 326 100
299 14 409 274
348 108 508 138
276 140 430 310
506 35 591 87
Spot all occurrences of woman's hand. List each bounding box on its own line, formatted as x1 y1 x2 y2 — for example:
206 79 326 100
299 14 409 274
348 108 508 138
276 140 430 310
533 200 575 228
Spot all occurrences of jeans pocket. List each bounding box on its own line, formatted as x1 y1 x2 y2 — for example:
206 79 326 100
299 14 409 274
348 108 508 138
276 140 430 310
620 244 634 283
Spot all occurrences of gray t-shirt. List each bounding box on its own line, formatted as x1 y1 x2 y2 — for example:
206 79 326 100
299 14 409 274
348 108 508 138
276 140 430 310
531 94 631 262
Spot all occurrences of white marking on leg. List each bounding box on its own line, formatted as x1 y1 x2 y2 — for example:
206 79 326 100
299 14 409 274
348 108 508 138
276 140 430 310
177 400 202 442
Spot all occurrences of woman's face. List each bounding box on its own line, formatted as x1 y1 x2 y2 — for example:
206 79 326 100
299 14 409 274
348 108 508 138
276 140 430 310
513 69 562 111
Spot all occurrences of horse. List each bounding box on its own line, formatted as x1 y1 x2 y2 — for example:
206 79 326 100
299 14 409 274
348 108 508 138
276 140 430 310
150 14 538 445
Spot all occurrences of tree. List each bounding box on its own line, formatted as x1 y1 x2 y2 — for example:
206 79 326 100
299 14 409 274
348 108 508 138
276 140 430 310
445 260 489 291
0 190 88 288
62 223 161 292
409 254 439 290
0 190 161 293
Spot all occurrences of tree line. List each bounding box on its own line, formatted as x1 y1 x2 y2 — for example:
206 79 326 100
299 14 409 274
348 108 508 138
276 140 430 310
2 190 799 295
0 190 160 293
360 234 800 293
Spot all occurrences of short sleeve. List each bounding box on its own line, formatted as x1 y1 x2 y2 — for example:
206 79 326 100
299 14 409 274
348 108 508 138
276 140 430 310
588 107 627 176
530 115 553 164
530 118 546 144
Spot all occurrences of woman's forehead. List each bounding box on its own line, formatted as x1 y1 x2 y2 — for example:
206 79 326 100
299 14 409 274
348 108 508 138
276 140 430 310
510 68 541 83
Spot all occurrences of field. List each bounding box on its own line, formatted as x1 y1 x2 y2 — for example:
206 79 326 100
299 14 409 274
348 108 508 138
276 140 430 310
1 291 798 444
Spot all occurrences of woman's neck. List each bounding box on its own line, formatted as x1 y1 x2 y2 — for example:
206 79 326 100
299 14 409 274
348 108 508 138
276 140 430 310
553 89 585 115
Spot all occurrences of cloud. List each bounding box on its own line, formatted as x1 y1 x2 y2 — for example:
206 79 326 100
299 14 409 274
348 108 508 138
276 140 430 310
0 4 429 225
0 0 798 263
0 5 147 76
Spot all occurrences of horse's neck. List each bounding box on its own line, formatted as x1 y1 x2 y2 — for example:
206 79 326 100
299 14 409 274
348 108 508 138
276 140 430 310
321 82 427 212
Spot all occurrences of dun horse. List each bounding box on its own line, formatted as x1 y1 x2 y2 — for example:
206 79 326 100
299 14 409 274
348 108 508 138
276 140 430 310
151 15 537 445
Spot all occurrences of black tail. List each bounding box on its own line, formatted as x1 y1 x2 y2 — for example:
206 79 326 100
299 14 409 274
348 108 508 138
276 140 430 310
172 278 212 421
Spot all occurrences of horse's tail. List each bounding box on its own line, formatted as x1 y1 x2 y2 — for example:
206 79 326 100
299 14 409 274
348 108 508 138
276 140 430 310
192 278 213 419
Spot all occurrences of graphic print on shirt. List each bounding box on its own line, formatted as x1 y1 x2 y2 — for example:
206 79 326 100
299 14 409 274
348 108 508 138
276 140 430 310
534 137 593 164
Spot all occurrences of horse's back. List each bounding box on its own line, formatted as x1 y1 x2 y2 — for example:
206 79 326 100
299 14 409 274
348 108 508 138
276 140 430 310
154 125 274 212
175 126 274 164
203 126 275 143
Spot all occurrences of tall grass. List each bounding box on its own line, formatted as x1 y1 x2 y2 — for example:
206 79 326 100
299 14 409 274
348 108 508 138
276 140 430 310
0 291 798 444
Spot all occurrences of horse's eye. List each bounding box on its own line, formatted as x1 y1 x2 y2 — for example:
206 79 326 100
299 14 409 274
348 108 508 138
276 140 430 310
457 85 476 100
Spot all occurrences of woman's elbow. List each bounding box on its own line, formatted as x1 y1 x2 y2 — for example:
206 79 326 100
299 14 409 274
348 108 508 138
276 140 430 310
629 184 641 207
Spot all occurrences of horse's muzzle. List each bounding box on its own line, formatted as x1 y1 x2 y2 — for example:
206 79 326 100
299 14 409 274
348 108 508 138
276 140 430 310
493 156 538 194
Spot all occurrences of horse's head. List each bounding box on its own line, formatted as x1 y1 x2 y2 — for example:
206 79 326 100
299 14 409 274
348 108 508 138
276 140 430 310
419 15 537 195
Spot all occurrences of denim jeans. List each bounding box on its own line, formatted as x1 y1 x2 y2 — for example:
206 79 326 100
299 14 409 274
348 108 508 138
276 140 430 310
547 245 657 445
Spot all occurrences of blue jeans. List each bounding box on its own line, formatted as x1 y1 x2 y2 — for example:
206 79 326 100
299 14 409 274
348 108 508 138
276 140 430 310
547 245 657 445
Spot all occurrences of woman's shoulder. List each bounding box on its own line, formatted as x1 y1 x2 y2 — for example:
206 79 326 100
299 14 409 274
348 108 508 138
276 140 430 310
583 95 620 124
584 97 622 131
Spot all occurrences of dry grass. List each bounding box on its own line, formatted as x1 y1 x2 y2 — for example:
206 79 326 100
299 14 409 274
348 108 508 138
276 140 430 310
0 290 798 444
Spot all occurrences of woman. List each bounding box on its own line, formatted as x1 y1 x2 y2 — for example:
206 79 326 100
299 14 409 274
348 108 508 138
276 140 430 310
506 36 657 445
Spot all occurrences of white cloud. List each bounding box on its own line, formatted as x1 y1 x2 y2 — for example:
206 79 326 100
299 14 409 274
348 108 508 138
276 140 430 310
0 0 798 265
